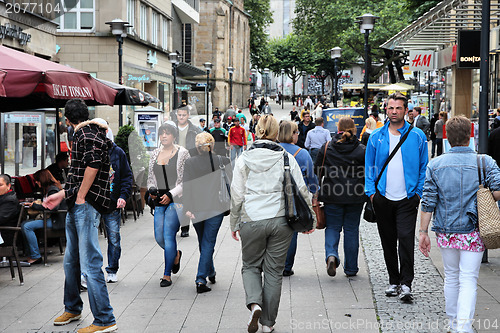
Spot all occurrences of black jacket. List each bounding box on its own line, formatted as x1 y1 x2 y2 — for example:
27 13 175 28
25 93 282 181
0 190 20 245
315 134 366 204
31 185 68 230
297 121 315 148
182 152 232 222
176 120 202 156
488 126 500 167
107 143 133 212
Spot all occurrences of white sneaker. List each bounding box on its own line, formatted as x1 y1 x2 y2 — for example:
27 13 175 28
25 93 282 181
81 274 87 289
398 284 413 303
107 273 118 283
385 284 398 297
262 325 274 333
247 304 262 333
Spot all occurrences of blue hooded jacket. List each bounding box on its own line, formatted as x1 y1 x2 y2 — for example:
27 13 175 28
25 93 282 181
108 143 133 211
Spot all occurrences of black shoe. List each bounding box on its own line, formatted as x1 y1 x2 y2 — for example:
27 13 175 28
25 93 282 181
160 278 172 287
283 270 294 276
196 283 212 294
180 230 189 237
208 274 216 284
29 257 43 265
345 272 357 277
326 256 337 277
172 250 182 274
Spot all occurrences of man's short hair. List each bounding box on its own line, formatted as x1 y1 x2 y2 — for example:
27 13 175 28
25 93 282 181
55 152 69 163
414 106 422 114
387 92 408 110
0 174 11 185
315 117 324 126
233 117 239 122
64 98 89 124
446 116 471 147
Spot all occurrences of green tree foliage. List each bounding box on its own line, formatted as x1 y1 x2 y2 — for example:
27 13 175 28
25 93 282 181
293 0 412 82
244 0 274 70
404 0 441 21
267 34 320 95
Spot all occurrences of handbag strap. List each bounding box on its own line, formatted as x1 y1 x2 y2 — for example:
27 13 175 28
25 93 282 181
477 154 487 186
208 149 215 172
375 126 413 188
318 141 329 182
161 164 170 192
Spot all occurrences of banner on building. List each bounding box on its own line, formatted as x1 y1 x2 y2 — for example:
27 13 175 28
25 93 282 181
409 50 436 71
457 30 481 69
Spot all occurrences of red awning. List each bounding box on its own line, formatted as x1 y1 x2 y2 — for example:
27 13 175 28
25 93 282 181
0 45 117 110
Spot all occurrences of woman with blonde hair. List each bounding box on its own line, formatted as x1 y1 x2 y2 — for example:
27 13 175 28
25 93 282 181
361 117 377 145
183 132 232 293
231 115 314 333
315 116 366 277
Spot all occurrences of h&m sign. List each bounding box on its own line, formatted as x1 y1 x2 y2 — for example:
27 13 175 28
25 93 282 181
409 50 436 71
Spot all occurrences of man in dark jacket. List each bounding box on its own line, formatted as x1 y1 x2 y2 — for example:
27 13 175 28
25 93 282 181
94 118 133 284
46 152 69 184
297 111 316 148
44 99 117 332
209 118 228 156
0 174 20 246
175 106 201 237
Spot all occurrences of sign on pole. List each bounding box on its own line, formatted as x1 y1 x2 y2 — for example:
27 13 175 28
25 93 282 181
409 50 436 71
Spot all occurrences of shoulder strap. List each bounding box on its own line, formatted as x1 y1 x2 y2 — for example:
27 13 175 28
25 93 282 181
161 165 170 191
283 151 290 168
477 155 482 186
293 148 302 158
375 126 413 188
317 141 330 184
209 150 215 172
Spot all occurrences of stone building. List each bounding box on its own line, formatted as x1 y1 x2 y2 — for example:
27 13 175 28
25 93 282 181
191 0 251 112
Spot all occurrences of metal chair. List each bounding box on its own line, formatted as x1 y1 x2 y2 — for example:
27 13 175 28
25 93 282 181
42 209 67 265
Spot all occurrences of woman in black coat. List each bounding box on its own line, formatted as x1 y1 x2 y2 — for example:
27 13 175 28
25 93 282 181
183 132 232 293
315 117 366 278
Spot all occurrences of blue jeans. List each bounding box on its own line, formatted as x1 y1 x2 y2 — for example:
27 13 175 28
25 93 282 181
102 209 121 274
230 145 243 165
21 217 52 259
324 203 364 275
63 202 115 326
193 213 224 284
284 232 298 272
154 203 182 276
309 148 320 164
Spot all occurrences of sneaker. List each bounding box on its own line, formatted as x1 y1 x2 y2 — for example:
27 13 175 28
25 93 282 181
81 274 87 290
77 324 117 333
247 304 262 333
385 284 399 297
53 311 81 326
262 325 275 333
107 273 118 283
399 284 413 303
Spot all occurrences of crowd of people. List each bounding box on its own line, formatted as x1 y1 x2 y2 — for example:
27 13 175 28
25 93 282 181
1 91 499 333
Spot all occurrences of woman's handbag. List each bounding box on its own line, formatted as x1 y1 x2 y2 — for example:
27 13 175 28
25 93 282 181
363 126 413 223
314 143 329 229
209 151 231 215
476 155 500 249
283 152 314 232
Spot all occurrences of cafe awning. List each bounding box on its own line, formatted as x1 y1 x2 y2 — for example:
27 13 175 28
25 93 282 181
381 0 500 52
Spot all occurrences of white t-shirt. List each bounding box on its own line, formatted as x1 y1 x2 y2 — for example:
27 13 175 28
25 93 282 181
385 131 407 201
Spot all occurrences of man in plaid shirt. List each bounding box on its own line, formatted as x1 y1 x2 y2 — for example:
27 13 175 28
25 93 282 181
44 99 117 333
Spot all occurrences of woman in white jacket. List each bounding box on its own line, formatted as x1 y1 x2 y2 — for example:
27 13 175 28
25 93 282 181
230 115 314 333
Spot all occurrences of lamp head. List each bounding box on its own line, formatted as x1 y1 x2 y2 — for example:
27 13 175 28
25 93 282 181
251 68 257 76
330 46 342 59
105 19 129 37
301 71 307 76
227 66 235 74
321 70 326 76
264 68 270 75
356 13 379 33
204 62 213 71
281 69 285 74
169 52 179 65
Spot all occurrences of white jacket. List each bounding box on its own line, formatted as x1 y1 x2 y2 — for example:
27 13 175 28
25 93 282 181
230 140 314 231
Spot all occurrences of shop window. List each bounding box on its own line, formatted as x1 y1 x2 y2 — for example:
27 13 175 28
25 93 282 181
56 0 95 32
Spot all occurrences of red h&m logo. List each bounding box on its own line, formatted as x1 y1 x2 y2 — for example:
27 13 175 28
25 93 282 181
411 53 432 67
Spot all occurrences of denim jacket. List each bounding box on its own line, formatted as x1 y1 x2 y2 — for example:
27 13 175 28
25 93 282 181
421 147 500 233
365 121 428 199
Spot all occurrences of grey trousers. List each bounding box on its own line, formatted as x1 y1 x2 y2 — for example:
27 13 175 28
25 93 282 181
240 217 293 327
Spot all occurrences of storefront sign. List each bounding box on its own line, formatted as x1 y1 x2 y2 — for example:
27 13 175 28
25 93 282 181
409 50 436 71
0 24 31 45
322 108 365 135
52 84 93 99
437 46 456 69
5 113 42 123
177 85 191 91
127 74 151 83
458 30 481 69
147 50 158 68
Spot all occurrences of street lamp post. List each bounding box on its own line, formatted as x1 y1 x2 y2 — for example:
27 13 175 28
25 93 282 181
169 53 180 111
330 47 342 108
227 66 235 106
204 62 213 127
264 68 270 100
356 13 379 118
251 68 257 101
106 18 130 127
301 71 307 97
281 69 285 109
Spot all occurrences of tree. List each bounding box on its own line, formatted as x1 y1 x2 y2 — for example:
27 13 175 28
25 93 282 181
267 34 320 96
293 0 412 82
244 0 274 70
404 0 441 21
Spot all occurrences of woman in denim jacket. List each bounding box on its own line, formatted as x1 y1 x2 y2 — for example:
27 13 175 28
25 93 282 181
419 116 500 333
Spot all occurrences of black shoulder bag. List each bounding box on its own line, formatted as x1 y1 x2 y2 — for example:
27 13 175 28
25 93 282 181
364 126 413 222
283 152 314 232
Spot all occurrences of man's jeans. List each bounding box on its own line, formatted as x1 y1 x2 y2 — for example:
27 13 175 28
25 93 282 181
21 217 53 259
102 209 121 274
154 203 182 276
64 202 115 326
230 145 243 166
192 213 224 284
309 148 320 164
324 203 364 275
